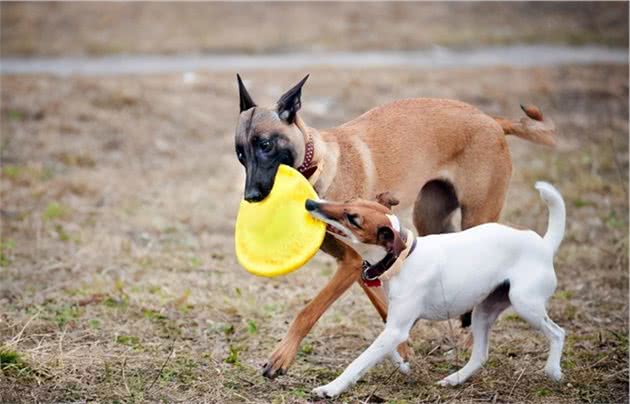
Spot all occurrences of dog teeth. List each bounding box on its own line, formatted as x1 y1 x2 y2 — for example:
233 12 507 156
326 224 342 235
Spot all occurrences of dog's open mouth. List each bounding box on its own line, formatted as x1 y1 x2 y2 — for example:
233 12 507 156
326 224 346 237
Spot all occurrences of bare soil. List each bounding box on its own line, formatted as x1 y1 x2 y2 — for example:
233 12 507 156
1 64 628 403
1 2 628 57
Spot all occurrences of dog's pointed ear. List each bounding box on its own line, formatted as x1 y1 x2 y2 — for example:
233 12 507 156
237 74 256 112
376 192 399 210
277 74 309 124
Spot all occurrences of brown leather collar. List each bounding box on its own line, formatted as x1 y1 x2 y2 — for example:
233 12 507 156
295 118 317 180
297 141 317 180
362 228 416 287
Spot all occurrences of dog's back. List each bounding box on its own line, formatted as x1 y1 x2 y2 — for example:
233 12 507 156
394 223 552 320
322 98 511 212
392 182 565 321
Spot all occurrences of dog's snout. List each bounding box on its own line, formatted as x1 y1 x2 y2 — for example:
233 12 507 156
305 199 319 212
244 188 265 203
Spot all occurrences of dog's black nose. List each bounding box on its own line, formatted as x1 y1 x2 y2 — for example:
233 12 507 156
305 199 318 211
245 188 264 202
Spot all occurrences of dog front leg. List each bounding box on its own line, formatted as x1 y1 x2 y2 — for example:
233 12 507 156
262 253 361 378
359 282 413 365
313 317 415 398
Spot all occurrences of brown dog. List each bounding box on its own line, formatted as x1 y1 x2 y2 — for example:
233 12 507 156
234 74 556 378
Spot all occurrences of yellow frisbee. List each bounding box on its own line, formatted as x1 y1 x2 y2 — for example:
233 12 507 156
235 164 326 277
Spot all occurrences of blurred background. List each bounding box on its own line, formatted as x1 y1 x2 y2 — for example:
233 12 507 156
1 2 628 403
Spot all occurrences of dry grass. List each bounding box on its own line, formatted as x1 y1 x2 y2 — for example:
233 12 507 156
1 2 628 57
1 65 628 403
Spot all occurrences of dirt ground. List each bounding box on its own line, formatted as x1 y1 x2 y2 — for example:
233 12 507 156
1 63 628 403
1 2 628 57
1 2 629 402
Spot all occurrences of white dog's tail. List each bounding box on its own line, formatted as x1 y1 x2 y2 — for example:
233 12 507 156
535 181 566 254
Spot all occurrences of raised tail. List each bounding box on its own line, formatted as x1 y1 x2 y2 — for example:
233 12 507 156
495 104 556 146
535 181 566 254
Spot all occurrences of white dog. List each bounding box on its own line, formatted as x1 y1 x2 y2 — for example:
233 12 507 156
304 182 566 398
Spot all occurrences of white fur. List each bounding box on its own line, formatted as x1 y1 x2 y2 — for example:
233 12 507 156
313 182 567 398
386 214 401 232
351 136 377 196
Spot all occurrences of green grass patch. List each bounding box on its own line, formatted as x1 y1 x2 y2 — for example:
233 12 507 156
263 303 281 315
555 290 574 300
43 201 67 221
43 304 81 328
160 357 199 384
0 347 21 367
115 335 141 348
609 330 629 351
564 304 578 321
0 239 15 266
503 313 525 323
433 361 454 374
289 388 307 398
0 346 32 377
246 319 257 335
103 296 128 309
88 318 101 329
143 308 168 322
2 165 22 180
572 198 593 208
605 210 626 230
7 110 24 121
300 342 314 355
54 224 71 242
189 256 202 268
224 345 240 365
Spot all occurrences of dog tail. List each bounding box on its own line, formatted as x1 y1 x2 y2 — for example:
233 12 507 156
535 181 565 254
495 105 556 146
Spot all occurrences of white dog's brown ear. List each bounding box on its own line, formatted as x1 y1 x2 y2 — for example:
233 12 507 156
377 225 406 256
277 74 309 124
377 226 394 245
376 192 399 209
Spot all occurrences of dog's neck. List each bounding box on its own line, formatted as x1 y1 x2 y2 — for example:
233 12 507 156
362 226 417 288
294 116 336 193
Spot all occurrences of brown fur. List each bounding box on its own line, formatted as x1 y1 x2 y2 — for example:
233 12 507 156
238 91 556 378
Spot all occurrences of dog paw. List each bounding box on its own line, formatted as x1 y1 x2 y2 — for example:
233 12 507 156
261 341 298 379
312 382 345 398
389 350 411 375
398 362 411 375
261 362 285 379
545 366 563 382
437 374 463 387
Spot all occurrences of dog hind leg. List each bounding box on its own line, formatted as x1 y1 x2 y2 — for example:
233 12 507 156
509 288 565 382
413 179 460 236
438 284 511 386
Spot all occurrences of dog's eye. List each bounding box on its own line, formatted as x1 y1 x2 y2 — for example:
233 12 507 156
236 147 245 163
258 139 274 153
346 213 362 228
